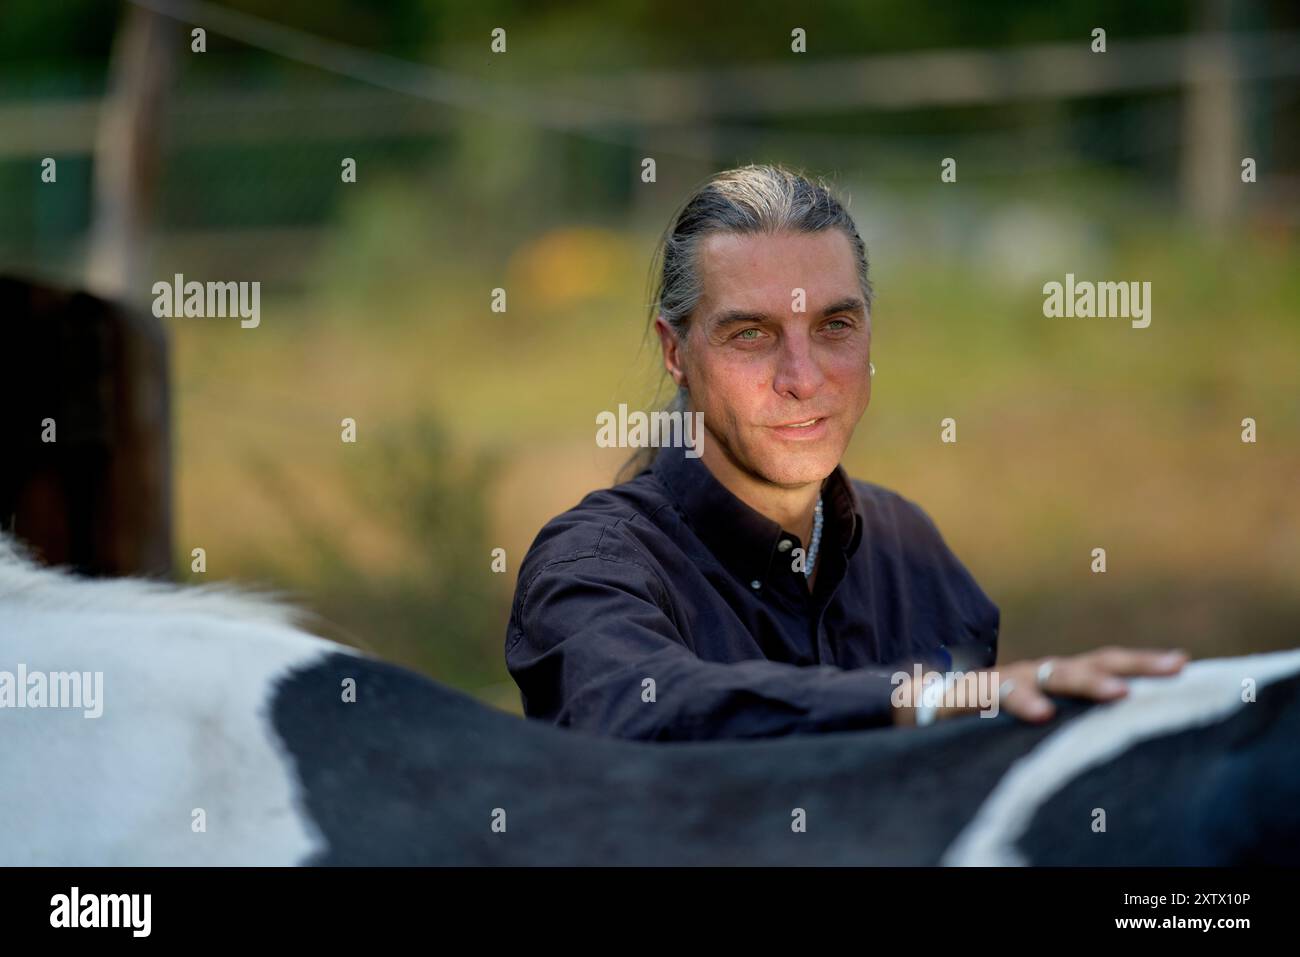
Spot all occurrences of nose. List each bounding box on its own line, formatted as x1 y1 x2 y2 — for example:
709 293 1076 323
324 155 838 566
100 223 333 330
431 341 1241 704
771 334 826 401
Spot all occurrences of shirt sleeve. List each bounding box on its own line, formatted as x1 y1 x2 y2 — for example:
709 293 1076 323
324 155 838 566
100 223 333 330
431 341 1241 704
506 552 912 741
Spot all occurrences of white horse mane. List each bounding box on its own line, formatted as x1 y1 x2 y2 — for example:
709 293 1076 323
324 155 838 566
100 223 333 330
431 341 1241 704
0 532 305 629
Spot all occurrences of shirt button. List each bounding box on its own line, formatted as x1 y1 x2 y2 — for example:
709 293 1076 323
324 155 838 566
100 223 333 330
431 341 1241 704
777 539 793 553
750 580 762 590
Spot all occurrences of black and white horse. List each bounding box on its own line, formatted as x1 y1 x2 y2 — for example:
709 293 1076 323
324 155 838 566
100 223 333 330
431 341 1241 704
2 534 1297 865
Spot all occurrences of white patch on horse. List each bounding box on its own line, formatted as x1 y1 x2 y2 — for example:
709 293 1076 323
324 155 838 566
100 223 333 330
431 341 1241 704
0 534 357 865
941 649 1300 866
0 536 303 629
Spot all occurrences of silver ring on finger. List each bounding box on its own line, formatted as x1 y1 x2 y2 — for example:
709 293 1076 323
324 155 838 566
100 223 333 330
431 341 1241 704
1036 658 1056 690
998 678 1016 702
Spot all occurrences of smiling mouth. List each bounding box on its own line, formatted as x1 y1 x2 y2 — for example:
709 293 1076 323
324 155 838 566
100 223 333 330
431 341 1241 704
775 417 823 429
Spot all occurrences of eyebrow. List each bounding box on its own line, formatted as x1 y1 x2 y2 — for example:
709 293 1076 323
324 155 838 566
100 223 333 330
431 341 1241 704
706 296 867 332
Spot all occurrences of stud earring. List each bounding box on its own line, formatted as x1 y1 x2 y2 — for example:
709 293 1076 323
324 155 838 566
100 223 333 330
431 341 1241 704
869 362 876 377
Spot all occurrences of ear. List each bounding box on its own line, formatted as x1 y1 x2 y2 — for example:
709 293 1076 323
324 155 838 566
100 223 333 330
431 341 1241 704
654 315 688 389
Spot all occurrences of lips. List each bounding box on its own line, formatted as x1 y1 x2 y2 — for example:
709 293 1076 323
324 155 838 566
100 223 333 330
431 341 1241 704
769 416 830 439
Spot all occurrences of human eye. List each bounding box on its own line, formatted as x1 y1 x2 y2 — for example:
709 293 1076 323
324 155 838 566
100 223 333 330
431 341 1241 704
734 327 765 341
823 317 854 334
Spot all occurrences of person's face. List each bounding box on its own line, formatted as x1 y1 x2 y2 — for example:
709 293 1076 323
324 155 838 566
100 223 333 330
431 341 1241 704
656 229 872 489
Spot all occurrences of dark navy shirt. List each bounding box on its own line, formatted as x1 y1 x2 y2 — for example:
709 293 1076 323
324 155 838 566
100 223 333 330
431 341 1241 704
505 446 1000 741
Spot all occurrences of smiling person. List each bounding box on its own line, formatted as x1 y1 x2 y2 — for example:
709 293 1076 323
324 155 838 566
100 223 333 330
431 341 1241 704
504 163 1186 741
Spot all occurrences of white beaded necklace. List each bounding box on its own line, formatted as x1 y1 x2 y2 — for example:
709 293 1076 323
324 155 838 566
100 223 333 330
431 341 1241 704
803 496 824 579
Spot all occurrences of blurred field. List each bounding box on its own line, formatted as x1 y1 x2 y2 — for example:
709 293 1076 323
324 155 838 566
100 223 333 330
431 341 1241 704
168 180 1300 715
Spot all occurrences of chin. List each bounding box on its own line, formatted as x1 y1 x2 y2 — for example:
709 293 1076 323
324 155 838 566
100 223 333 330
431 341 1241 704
751 446 840 488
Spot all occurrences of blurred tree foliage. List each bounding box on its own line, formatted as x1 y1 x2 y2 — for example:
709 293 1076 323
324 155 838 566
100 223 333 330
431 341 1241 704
0 0 1218 89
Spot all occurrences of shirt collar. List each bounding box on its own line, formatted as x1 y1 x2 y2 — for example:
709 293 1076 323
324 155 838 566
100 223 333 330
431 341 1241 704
651 447 866 587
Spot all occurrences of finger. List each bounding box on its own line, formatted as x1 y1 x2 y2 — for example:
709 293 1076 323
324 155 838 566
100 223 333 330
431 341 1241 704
1017 658 1129 707
1062 665 1131 702
1000 679 1055 723
1090 647 1188 676
1038 659 1127 700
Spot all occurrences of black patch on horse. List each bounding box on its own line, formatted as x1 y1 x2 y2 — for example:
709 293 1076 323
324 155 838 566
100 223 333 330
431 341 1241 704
272 653 1078 865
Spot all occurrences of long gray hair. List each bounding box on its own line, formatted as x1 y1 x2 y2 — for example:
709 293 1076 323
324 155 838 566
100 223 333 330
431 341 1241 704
618 163 874 482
